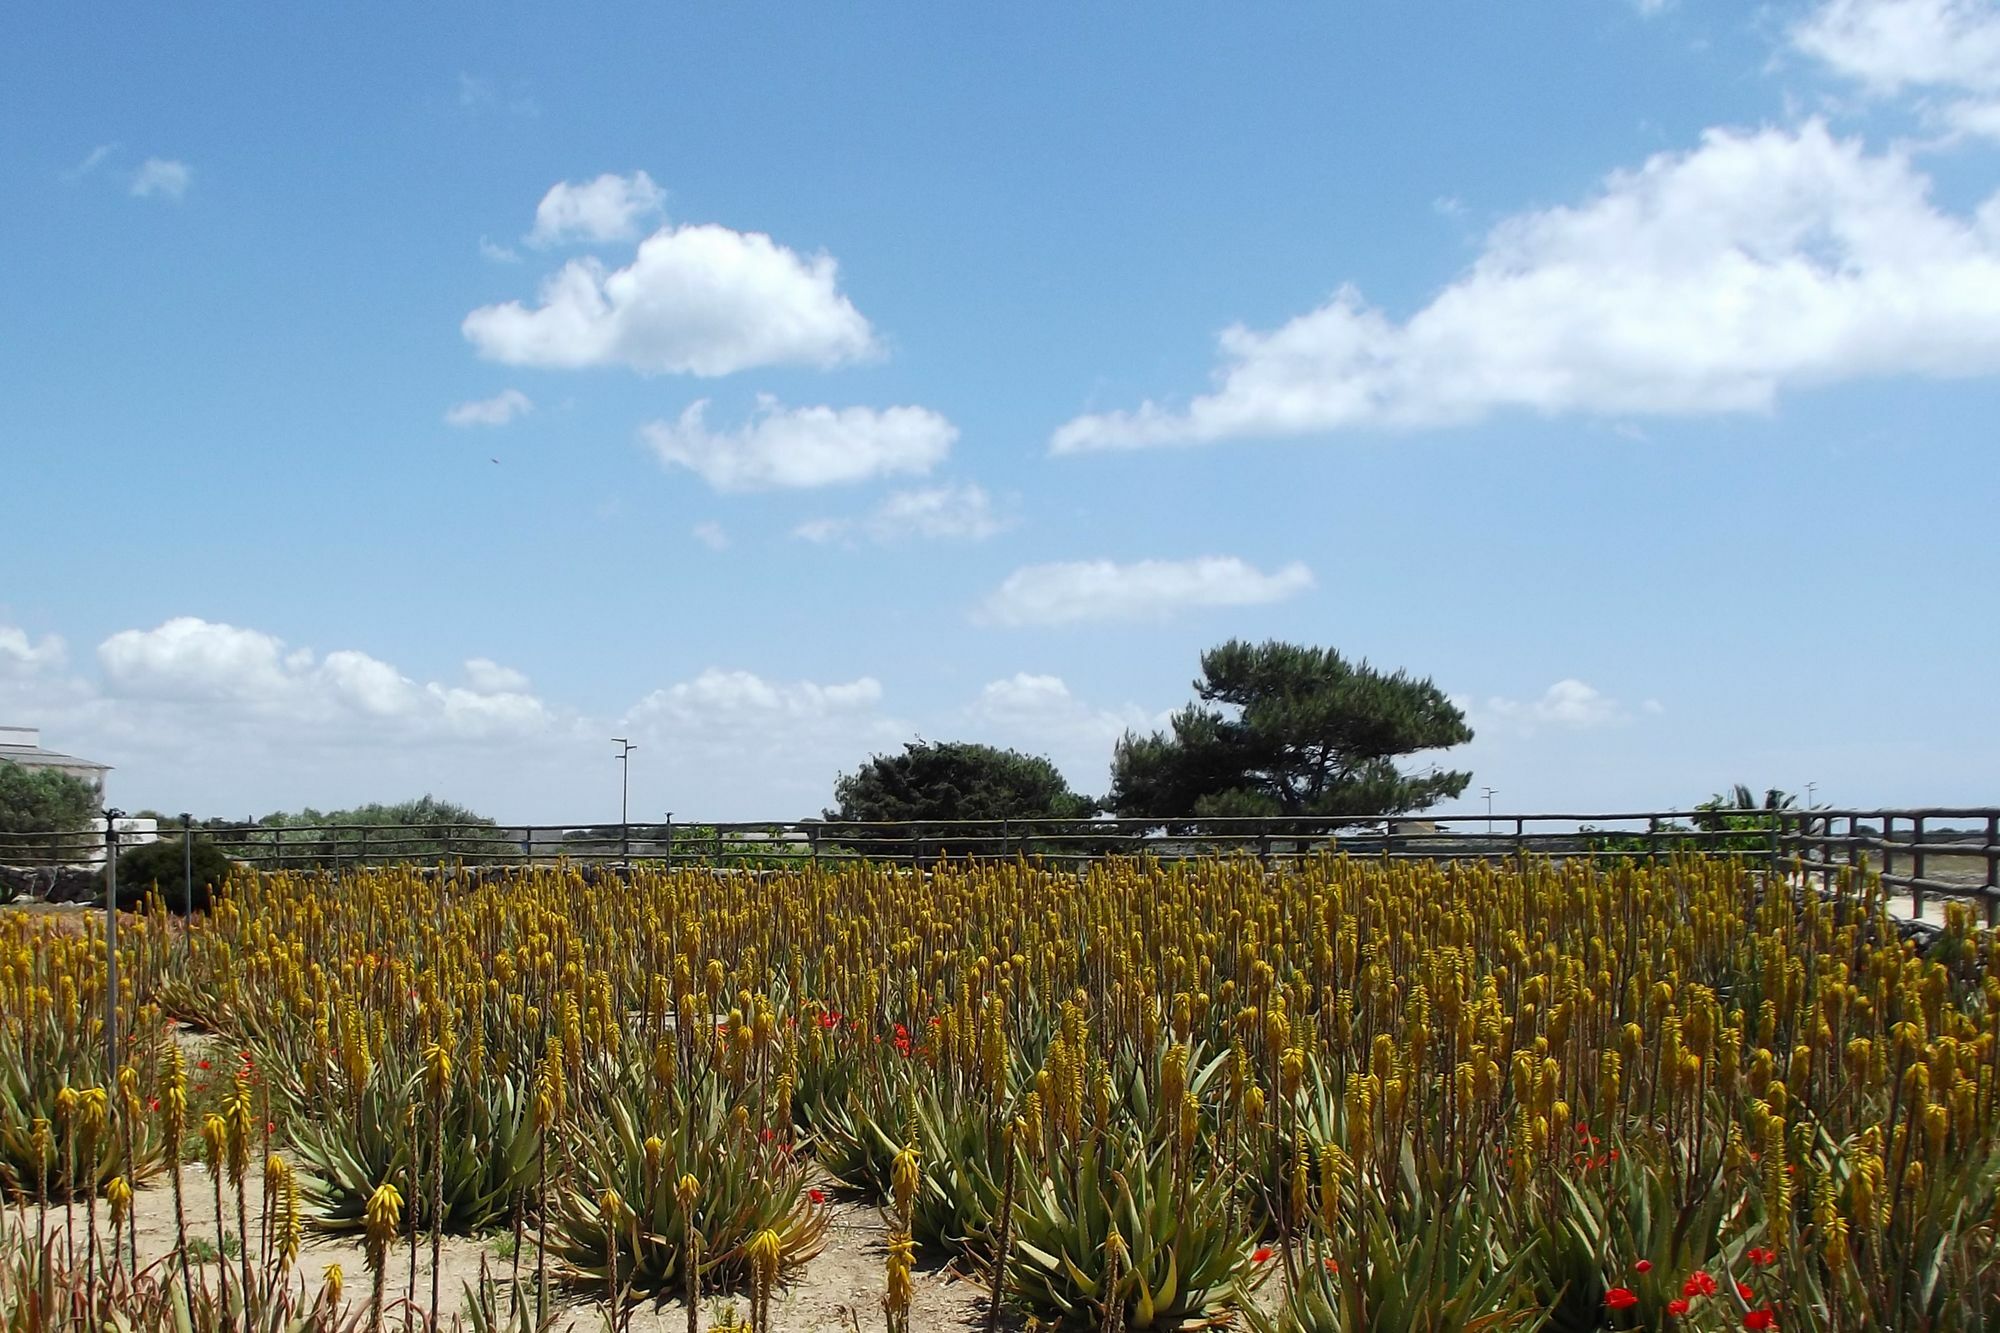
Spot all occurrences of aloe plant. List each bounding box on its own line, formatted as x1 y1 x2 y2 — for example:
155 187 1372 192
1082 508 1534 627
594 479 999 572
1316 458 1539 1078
547 1085 828 1301
287 1058 539 1235
1005 1125 1261 1329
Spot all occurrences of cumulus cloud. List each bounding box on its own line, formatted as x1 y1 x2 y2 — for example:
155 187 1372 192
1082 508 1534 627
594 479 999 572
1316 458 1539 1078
644 397 956 492
1794 0 2000 136
445 388 534 427
527 171 666 247
964 673 1158 787
977 557 1314 626
1794 0 2000 95
0 616 924 819
95 617 549 739
794 483 1006 544
626 668 882 727
464 658 531 694
0 627 67 676
1478 679 1633 733
1052 121 2000 450
130 158 190 201
462 223 878 375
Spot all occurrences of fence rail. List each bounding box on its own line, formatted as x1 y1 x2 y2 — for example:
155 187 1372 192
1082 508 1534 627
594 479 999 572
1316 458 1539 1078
4 807 1997 920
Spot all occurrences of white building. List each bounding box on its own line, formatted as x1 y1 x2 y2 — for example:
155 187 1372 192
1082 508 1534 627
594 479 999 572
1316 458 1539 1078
0 726 111 794
0 726 153 864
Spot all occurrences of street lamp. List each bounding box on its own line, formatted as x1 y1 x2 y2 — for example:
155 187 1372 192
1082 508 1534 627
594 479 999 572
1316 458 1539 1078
613 737 637 824
1482 786 1498 836
613 738 638 864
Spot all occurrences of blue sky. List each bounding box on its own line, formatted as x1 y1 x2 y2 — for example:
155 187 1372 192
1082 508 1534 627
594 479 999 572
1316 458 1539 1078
3 0 1997 823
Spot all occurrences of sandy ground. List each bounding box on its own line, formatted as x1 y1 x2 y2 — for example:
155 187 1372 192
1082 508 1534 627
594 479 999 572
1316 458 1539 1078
7 1161 987 1333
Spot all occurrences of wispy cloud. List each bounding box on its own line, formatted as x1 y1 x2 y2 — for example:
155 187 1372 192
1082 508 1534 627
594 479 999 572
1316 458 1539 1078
63 143 118 182
977 557 1314 627
795 484 1007 545
129 158 191 201
644 397 954 492
444 389 534 428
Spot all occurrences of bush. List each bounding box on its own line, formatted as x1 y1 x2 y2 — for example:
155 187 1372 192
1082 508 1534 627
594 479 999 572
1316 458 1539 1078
102 836 236 913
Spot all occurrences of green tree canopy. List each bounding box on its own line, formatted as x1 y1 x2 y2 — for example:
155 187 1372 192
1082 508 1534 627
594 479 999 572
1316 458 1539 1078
1108 639 1473 821
825 740 1097 857
829 741 1096 824
0 762 99 836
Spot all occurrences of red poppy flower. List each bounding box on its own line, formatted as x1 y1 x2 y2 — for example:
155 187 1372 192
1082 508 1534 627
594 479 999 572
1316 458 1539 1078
1667 1299 1690 1317
808 1188 827 1205
1743 1311 1777 1331
1746 1247 1776 1268
1634 1260 1653 1274
197 1060 211 1070
1735 1283 1755 1302
1252 1247 1275 1264
1322 1258 1339 1273
1684 1271 1718 1298
147 1098 161 1112
1605 1288 1639 1310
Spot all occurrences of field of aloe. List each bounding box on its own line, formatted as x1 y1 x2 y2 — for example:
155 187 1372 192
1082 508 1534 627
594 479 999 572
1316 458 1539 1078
2 853 1997 1333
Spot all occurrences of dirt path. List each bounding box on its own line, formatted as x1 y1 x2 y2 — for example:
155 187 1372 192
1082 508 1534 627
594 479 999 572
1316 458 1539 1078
11 1162 985 1333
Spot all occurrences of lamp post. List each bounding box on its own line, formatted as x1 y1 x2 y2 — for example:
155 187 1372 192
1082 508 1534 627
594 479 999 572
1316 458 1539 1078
1482 786 1498 836
613 738 637 861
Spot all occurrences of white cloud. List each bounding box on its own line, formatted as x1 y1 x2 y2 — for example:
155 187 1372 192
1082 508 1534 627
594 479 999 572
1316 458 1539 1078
644 397 955 492
627 668 882 726
1480 679 1630 733
0 627 67 676
1793 0 2000 136
620 668 907 816
1052 121 2000 450
462 223 878 375
94 617 550 740
479 237 522 264
794 483 1006 544
130 158 190 201
64 144 117 182
528 171 666 247
1793 0 2000 95
464 658 531 694
0 619 917 821
977 557 1314 627
964 672 1159 789
691 520 730 551
444 388 534 427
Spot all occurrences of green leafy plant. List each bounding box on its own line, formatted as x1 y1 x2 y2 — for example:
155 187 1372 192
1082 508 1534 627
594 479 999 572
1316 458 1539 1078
1005 1125 1261 1329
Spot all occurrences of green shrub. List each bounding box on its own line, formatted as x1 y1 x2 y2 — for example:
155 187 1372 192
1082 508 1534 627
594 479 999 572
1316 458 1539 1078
101 836 236 913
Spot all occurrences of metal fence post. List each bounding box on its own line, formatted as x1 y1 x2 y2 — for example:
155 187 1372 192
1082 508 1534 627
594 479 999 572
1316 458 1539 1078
1986 813 1998 930
181 812 194 919
103 810 121 1086
1881 814 1895 888
1911 814 1926 923
663 816 674 871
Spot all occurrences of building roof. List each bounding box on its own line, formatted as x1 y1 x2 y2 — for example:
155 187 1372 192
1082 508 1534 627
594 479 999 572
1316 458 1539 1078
0 747 112 772
0 726 111 773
